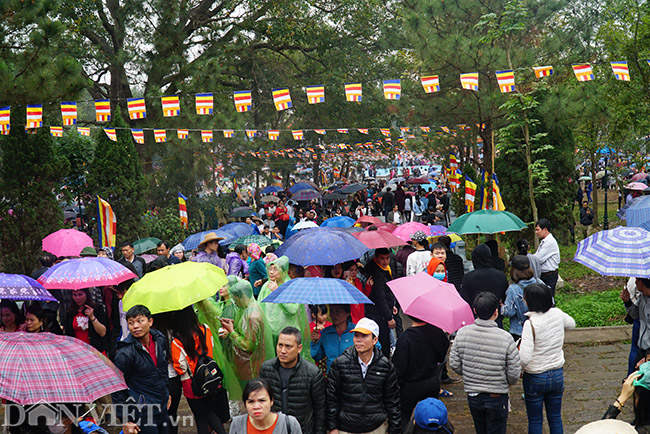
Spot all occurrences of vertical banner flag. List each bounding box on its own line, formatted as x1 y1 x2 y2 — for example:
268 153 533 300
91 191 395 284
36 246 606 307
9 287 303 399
572 64 595 81
196 93 214 114
268 130 280 140
272 88 292 111
0 106 9 132
480 171 489 210
495 70 515 93
246 129 257 138
95 100 111 121
533 66 554 78
306 85 325 104
178 192 188 229
127 98 147 119
26 104 43 128
60 101 78 125
383 79 401 100
223 129 234 138
421 75 440 93
292 130 304 140
161 95 180 117
104 128 118 141
77 127 91 136
233 90 252 112
610 61 630 81
97 195 117 249
492 173 506 211
131 129 145 144
460 73 479 91
177 129 189 139
154 129 167 142
465 177 477 212
201 130 213 142
344 83 362 102
233 178 242 201
50 126 63 137
449 153 458 171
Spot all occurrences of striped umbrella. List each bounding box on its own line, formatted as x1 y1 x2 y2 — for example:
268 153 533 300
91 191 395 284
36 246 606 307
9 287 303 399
573 226 650 277
261 277 373 305
626 196 650 228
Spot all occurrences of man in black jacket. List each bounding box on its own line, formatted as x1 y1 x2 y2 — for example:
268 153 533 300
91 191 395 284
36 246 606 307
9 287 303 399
327 318 401 434
112 305 169 434
260 326 326 434
461 245 508 326
118 242 147 279
438 236 464 292
364 248 396 357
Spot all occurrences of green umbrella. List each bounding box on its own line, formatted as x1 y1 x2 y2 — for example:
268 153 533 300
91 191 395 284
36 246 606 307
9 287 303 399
122 262 228 314
229 234 274 248
448 209 528 234
133 237 161 254
578 175 592 181
230 207 255 218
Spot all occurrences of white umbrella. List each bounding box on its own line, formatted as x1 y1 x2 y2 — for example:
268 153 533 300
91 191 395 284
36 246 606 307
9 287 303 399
292 221 319 230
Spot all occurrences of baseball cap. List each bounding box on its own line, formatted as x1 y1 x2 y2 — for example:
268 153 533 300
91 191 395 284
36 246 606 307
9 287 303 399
633 361 650 390
413 398 452 432
350 317 379 337
511 255 530 271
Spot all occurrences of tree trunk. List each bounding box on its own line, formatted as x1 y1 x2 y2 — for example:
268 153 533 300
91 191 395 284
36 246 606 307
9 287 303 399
523 117 540 248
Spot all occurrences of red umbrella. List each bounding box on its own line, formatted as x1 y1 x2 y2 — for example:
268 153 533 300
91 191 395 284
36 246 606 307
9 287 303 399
352 230 407 249
42 229 93 257
406 177 430 184
356 215 382 226
374 222 397 232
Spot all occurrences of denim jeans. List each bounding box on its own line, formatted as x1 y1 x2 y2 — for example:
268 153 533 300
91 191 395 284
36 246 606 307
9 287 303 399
467 393 509 434
523 368 564 434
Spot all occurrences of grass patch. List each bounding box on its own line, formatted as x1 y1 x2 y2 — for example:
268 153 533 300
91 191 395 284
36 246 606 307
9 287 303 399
555 289 627 327
558 244 599 280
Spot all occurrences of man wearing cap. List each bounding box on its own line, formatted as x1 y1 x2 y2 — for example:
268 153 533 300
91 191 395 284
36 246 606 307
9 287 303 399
192 233 228 272
326 318 401 434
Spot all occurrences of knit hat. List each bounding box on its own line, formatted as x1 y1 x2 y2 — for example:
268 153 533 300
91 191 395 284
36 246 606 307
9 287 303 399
411 230 428 243
511 255 530 271
633 361 650 391
413 398 452 432
79 246 97 257
248 243 262 260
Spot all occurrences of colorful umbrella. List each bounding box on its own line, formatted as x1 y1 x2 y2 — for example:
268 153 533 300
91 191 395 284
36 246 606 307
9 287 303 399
182 229 232 250
122 261 228 314
37 257 137 290
351 230 407 249
392 222 430 242
428 225 449 236
230 207 256 218
229 234 274 248
0 332 126 404
261 277 373 305
261 185 283 194
321 216 356 228
573 226 650 277
133 237 161 255
626 196 650 228
42 229 94 257
288 182 316 194
292 189 321 201
274 227 369 266
448 209 527 234
387 272 474 333
0 273 56 301
625 182 648 191
355 215 382 226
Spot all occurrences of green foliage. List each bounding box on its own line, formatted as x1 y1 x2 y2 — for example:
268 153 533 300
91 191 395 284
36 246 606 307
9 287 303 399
555 289 627 328
139 208 198 246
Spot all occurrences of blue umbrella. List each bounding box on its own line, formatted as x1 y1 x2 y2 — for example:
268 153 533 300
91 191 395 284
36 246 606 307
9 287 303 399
261 186 283 194
274 227 369 266
627 196 650 228
0 273 56 301
182 230 232 250
261 277 373 305
289 183 316 194
321 216 356 228
292 189 321 201
641 220 650 232
219 222 255 240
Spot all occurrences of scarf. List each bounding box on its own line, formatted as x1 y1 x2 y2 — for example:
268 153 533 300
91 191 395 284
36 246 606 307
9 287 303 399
374 258 392 278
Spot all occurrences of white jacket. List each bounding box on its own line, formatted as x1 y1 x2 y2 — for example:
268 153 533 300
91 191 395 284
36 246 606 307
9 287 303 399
519 308 575 374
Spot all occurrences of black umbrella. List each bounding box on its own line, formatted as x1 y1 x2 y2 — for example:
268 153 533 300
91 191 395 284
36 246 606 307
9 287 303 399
339 183 368 194
323 193 347 200
230 207 255 218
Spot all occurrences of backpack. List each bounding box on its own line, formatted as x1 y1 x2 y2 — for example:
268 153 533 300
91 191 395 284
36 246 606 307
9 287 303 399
191 351 224 397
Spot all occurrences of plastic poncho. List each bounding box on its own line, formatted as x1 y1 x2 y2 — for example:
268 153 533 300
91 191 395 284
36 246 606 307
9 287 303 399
257 256 312 361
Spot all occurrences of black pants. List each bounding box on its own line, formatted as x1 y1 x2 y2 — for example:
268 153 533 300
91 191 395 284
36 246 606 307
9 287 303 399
187 394 227 434
540 271 559 297
167 376 182 434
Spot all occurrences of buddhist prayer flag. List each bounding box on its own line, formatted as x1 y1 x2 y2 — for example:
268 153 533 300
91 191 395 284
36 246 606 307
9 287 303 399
292 130 304 140
233 90 252 112
26 104 43 128
131 129 145 144
533 66 553 78
178 192 188 229
357 128 369 134
268 130 280 140
196 93 213 114
380 128 391 137
421 75 440 93
400 127 410 133
0 106 10 130
306 86 325 104
272 88 292 111
95 100 111 121
246 129 257 138
60 101 78 125
0 127 9 135
223 129 235 138
77 127 91 136
449 153 458 171
495 70 515 93
441 126 450 133
572 64 594 81
154 129 167 142
383 79 401 100
611 61 630 81
177 129 189 139
97 195 117 249
344 83 362 102
492 173 506 211
337 128 348 134
201 130 213 142
104 128 117 141
420 126 430 133
161 95 180 117
127 98 146 119
465 177 477 212
460 73 479 91
314 129 326 135
50 126 63 137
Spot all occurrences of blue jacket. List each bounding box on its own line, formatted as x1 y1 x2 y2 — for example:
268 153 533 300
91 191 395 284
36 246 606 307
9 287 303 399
310 321 355 372
500 277 537 336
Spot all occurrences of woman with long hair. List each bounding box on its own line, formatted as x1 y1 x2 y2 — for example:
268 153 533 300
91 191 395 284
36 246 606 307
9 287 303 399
0 300 25 332
64 288 108 353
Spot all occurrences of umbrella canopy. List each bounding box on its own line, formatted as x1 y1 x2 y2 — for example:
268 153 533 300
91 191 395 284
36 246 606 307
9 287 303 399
632 173 648 182
595 171 606 180
388 177 406 184
274 227 369 266
38 257 137 290
122 261 228 313
392 222 430 242
323 193 347 201
261 185 283 194
339 183 367 194
182 229 232 250
429 233 462 244
573 226 650 277
229 234 274 248
292 189 321 201
627 196 650 227
42 229 94 257
641 220 650 232
334 226 365 233
0 332 126 404
261 277 373 305
321 216 356 228
292 221 319 230
260 195 280 203
448 209 527 234
0 273 56 301
355 215 382 226
578 175 592 181
141 254 158 263
219 222 255 239
428 225 449 236
625 182 648 191
133 237 161 255
373 222 397 232
387 273 474 333
406 177 430 184
230 207 256 218
288 182 316 194
351 230 407 249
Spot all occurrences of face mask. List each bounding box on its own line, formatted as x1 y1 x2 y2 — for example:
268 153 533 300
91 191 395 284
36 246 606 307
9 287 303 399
48 423 69 434
433 272 445 281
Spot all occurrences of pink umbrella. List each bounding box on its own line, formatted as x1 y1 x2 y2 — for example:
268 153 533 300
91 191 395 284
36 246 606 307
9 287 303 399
352 230 407 249
373 222 397 232
140 254 158 263
631 173 648 182
42 229 94 257
392 221 430 242
625 182 648 191
387 272 474 333
38 257 137 290
356 215 382 226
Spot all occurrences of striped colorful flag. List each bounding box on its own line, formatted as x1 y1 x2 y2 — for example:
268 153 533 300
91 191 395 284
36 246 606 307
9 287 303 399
314 129 326 135
1 127 10 135
450 152 458 171
104 128 117 141
421 75 440 93
357 128 369 134
246 129 257 138
465 177 477 212
0 106 10 130
533 66 553 78
441 126 450 133
400 127 410 133
292 130 304 140
223 129 235 138
127 97 147 119
233 90 252 112
492 173 506 211
272 88 292 111
161 95 180 117
572 64 595 81
178 192 188 229
610 61 630 81
60 101 78 125
460 72 479 90
495 69 515 93
97 195 117 249
306 85 325 104
337 128 349 133
195 93 213 114
380 128 391 137
177 129 189 139
201 130 213 142
25 127 36 134
268 130 280 140
344 83 362 102
77 127 91 136
95 100 111 121
420 126 430 133
50 126 63 137
383 79 401 100
154 129 167 142
131 129 145 144
26 104 43 128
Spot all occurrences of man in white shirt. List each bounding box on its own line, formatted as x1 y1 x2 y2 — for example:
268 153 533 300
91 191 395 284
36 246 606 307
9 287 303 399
534 218 561 296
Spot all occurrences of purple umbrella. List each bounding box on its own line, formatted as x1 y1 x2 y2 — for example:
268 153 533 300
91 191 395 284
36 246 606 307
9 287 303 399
292 189 321 201
428 225 449 236
0 273 56 301
573 227 650 277
37 257 137 290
